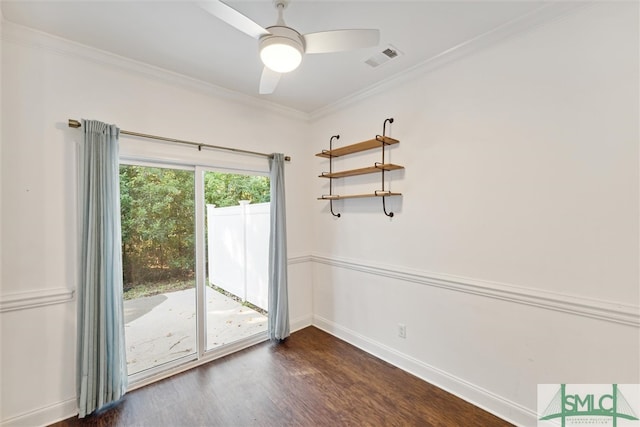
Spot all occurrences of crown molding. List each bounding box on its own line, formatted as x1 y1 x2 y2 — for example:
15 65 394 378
2 3 588 124
0 19 310 122
308 2 588 121
2 2 589 124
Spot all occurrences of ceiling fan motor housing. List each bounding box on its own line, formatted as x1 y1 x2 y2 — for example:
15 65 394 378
259 26 305 73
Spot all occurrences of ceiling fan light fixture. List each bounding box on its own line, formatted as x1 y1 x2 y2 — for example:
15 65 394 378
260 38 302 73
201 1 380 94
259 26 304 73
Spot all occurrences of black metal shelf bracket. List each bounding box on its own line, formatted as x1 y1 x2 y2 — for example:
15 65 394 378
380 118 394 217
328 135 341 218
382 196 394 218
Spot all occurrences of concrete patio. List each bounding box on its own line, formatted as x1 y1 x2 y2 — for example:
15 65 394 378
124 287 267 375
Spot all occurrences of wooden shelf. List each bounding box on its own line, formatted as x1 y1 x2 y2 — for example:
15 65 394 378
317 119 401 217
317 192 402 200
319 163 404 179
316 136 399 158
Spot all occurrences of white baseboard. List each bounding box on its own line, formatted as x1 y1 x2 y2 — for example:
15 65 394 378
1 398 77 427
312 315 536 427
290 313 313 333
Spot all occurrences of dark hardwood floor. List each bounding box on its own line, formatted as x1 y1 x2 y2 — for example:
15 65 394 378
52 327 513 427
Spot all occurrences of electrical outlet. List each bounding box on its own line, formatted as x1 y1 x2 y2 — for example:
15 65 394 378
398 323 406 339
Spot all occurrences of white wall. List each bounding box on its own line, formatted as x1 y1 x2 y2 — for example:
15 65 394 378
0 21 313 425
1 2 639 427
310 3 639 426
0 13 4 419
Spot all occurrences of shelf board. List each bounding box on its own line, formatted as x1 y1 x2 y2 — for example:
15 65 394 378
319 163 404 179
317 192 402 200
316 136 399 158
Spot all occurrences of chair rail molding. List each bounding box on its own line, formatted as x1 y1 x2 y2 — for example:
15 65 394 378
0 288 75 313
0 253 311 313
311 253 640 328
288 254 314 265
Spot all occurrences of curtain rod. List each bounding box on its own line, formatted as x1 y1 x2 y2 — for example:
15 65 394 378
68 119 291 162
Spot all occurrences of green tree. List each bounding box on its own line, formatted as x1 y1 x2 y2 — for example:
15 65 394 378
204 172 270 207
120 165 195 286
119 167 270 288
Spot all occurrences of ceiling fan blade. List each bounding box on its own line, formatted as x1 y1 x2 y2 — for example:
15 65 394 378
303 29 380 54
199 1 270 40
259 67 282 94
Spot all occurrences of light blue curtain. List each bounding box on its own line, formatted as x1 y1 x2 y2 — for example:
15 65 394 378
77 119 128 417
268 153 290 341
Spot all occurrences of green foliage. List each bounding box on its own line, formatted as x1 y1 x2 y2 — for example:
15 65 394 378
204 172 270 207
120 165 195 286
120 166 270 287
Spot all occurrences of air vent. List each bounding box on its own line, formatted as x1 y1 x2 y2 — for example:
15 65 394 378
365 45 403 68
382 48 398 58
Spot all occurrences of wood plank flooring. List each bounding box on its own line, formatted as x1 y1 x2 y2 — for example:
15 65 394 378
52 327 513 426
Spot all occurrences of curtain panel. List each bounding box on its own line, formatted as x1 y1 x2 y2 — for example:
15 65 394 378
268 153 290 341
77 119 128 417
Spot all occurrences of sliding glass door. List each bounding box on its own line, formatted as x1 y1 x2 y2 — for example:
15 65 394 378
120 163 269 378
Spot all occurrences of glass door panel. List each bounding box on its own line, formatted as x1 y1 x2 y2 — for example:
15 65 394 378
120 165 196 375
202 171 269 351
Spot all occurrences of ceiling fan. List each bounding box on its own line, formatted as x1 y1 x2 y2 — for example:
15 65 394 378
199 0 380 94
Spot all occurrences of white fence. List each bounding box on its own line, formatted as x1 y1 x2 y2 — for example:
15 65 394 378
206 201 269 311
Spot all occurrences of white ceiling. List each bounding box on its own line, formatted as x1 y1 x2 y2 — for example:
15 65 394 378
2 1 557 114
